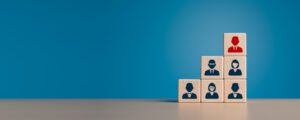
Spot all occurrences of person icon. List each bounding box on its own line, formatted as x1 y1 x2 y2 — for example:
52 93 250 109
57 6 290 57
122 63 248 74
228 36 243 53
228 59 242 76
204 59 220 76
228 83 243 99
205 83 219 99
182 83 197 99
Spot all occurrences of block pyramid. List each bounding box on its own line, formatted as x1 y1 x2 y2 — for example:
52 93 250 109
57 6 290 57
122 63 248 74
178 33 247 103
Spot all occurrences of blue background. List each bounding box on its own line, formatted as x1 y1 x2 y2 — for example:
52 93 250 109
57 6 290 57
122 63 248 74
0 0 298 98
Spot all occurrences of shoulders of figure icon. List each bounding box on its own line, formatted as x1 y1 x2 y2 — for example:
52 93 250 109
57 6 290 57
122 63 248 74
228 46 243 52
182 93 188 97
212 69 219 75
205 70 213 75
228 47 233 52
191 93 197 98
237 93 243 97
237 69 242 74
237 47 243 51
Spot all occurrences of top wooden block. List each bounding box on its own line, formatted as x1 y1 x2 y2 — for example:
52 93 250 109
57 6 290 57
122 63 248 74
224 33 247 56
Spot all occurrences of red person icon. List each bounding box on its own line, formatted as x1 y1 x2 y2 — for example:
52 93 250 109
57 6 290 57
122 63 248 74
228 36 243 53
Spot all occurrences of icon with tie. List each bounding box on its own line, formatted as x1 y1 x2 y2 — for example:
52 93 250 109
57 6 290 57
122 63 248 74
204 59 220 76
228 36 243 53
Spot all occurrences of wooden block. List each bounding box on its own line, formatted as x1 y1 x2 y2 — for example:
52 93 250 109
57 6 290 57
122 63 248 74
201 80 224 103
201 56 223 79
224 79 247 103
224 56 247 79
178 79 201 103
224 33 247 56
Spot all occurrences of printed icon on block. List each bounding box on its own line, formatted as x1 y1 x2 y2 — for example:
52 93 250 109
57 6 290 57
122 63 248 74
178 79 201 103
224 79 246 103
182 83 198 99
224 33 246 56
205 82 219 99
201 56 223 79
228 36 243 53
201 80 223 102
224 56 246 79
228 59 242 76
228 83 243 99
205 60 220 76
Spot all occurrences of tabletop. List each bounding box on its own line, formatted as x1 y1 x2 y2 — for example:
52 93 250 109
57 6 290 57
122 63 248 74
0 99 298 120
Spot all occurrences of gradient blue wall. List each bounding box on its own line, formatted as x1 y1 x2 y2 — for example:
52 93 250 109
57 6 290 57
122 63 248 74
0 0 298 98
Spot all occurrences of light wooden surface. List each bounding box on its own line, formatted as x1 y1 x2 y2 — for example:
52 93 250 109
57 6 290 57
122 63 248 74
0 99 298 120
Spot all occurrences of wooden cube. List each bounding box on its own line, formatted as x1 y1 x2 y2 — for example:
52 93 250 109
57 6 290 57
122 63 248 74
201 80 224 103
224 33 247 56
178 79 201 103
224 79 247 103
201 56 223 79
224 56 246 79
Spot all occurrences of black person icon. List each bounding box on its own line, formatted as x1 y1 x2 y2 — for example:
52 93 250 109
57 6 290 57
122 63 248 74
204 59 220 76
229 59 242 76
228 83 243 99
182 83 197 99
205 82 219 99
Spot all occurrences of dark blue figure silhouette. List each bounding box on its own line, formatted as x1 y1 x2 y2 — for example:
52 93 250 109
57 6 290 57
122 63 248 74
205 82 219 99
205 59 220 76
182 83 197 99
228 83 243 99
229 59 242 76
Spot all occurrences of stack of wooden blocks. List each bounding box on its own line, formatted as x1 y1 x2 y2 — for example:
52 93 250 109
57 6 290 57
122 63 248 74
178 33 247 103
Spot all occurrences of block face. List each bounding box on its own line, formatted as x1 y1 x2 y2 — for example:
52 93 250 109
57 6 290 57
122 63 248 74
201 56 223 79
224 56 246 79
201 80 224 103
224 79 247 103
178 79 201 103
224 33 247 56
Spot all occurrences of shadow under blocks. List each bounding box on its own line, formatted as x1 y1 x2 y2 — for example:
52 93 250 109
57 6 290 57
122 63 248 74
178 33 247 103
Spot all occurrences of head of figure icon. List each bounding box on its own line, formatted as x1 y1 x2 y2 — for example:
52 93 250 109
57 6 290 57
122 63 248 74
208 59 216 69
231 83 240 92
208 83 216 92
185 83 194 92
231 36 239 46
231 59 240 69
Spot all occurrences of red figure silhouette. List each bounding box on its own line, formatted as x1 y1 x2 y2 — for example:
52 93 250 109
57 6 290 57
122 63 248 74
228 36 243 53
